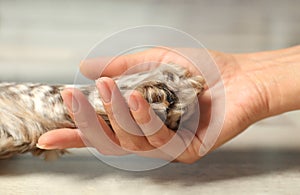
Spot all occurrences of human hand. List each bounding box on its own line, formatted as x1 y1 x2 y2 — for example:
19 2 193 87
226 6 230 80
37 47 285 163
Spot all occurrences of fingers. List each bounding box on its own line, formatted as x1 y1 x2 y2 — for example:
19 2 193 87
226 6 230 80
96 77 154 151
37 80 201 163
80 52 148 79
96 78 176 161
127 91 191 161
128 91 173 147
95 78 199 162
80 48 170 79
67 88 129 155
39 88 128 155
37 129 86 149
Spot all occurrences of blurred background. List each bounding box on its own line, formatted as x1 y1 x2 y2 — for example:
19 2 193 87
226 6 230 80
0 0 300 193
0 0 299 149
0 0 299 83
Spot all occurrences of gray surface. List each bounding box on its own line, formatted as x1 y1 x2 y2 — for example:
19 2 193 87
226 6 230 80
1 148 300 195
0 0 300 194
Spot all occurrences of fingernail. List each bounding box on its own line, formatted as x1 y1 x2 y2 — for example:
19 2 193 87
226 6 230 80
71 94 80 113
96 78 111 103
36 143 58 150
129 95 139 111
36 143 47 149
61 89 79 113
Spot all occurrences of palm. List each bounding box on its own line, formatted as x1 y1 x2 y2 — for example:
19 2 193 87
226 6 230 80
138 48 266 156
39 48 267 163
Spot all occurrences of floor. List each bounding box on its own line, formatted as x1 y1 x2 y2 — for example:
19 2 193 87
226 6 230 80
0 0 300 194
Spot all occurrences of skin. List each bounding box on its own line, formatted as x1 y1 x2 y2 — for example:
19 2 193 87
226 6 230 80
38 45 300 164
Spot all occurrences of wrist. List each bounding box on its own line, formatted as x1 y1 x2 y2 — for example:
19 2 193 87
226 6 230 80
239 46 300 117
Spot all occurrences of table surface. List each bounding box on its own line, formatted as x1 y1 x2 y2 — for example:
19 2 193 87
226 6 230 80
1 149 300 195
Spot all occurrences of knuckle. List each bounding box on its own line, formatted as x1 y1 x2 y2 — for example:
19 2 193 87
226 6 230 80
74 120 90 129
120 142 143 151
104 107 114 117
148 137 167 147
135 108 151 124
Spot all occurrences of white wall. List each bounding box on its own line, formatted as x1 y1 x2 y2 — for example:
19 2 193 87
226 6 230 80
0 0 299 83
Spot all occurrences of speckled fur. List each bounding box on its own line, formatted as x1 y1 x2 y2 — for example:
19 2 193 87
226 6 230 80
0 64 205 159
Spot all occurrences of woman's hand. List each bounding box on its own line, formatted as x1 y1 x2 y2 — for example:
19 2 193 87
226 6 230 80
38 46 299 163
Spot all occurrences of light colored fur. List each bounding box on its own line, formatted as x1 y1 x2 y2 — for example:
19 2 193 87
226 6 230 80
0 64 205 159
